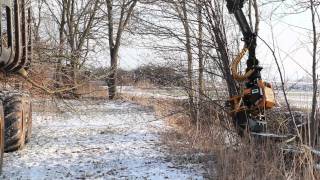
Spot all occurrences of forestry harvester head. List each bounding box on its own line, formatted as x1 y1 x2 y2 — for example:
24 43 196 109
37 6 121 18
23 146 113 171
225 1 308 141
225 0 287 138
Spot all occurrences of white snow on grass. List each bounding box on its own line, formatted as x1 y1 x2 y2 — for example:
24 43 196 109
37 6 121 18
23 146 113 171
1 100 205 180
118 86 188 100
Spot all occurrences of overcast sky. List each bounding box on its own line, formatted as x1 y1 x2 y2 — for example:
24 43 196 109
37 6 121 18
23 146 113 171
89 1 318 82
257 1 318 82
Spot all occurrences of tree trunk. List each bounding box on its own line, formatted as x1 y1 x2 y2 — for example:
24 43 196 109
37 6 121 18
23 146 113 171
197 0 205 100
108 49 118 99
181 1 197 122
55 0 66 87
310 0 318 147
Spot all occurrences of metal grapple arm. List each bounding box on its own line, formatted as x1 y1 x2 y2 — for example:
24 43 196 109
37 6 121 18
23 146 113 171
226 0 261 81
0 0 32 74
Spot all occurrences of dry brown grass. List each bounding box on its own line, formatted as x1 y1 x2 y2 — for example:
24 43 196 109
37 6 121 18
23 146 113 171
134 80 156 89
121 93 320 180
74 81 108 99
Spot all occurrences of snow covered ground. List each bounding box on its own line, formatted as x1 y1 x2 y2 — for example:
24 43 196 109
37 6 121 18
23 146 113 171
1 100 207 179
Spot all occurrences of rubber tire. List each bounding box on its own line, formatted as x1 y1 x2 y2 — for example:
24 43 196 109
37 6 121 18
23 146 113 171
0 102 5 173
3 93 27 153
25 102 32 144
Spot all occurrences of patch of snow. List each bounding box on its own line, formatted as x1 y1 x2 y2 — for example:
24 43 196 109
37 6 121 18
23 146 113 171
1 100 206 179
118 86 188 100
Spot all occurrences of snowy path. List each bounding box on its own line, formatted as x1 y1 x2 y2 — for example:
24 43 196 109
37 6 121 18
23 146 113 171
1 100 205 179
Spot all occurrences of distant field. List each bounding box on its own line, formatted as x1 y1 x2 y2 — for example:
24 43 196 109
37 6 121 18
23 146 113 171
119 86 319 109
278 91 319 109
118 86 187 100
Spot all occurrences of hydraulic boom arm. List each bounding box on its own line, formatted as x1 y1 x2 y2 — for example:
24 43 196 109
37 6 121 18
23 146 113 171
226 0 261 81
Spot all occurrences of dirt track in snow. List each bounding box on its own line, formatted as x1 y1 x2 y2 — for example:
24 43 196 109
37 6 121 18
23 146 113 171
1 99 208 179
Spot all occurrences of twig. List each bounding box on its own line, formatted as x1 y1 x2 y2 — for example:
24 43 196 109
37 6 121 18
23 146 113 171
258 36 302 142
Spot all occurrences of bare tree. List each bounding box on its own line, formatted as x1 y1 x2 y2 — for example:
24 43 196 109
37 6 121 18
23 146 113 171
309 0 319 147
197 0 205 100
43 0 102 86
131 0 238 122
32 0 45 43
171 1 197 121
105 0 138 99
203 0 238 97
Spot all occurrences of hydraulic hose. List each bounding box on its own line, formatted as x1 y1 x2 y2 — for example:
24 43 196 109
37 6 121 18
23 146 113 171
231 47 255 82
